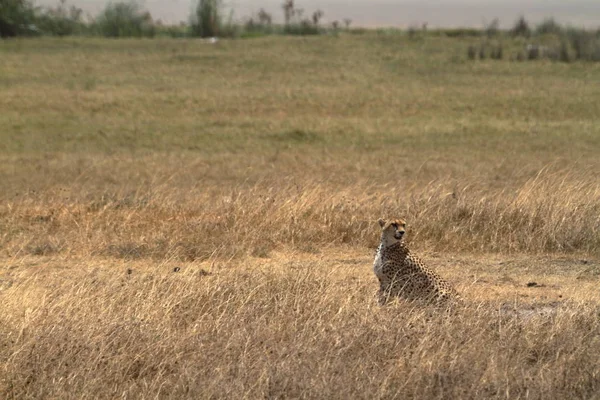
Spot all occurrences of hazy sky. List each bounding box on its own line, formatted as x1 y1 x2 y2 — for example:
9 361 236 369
35 0 600 27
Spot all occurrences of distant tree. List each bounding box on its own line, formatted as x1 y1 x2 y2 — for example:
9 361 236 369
280 0 321 35
0 0 37 37
244 8 272 35
36 0 84 36
343 18 351 29
536 18 562 35
257 8 272 25
191 0 221 37
311 10 323 26
485 18 500 38
567 28 597 61
511 16 531 38
282 0 294 25
95 1 154 37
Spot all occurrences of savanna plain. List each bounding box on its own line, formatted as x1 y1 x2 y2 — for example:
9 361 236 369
1 34 600 399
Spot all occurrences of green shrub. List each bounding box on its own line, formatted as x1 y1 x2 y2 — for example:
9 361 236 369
93 1 155 38
511 16 531 38
485 18 500 38
478 43 486 59
557 41 571 62
567 28 600 61
281 1 321 36
347 27 368 35
155 22 188 38
467 45 477 60
526 44 541 60
438 28 481 38
491 44 504 60
0 0 37 37
244 8 274 36
240 30 268 39
535 18 562 36
283 20 319 36
35 0 84 36
407 25 421 40
218 9 240 38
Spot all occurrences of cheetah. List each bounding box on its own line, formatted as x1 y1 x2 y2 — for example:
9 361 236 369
373 218 459 305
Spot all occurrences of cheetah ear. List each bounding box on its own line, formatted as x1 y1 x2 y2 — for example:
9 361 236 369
378 218 386 228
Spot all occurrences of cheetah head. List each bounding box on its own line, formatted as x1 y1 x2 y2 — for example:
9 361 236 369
378 218 406 246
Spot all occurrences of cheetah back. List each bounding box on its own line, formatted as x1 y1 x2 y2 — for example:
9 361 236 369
376 242 458 303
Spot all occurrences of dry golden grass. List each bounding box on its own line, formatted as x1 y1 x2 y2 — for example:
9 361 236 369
1 35 600 398
2 164 600 261
1 253 600 398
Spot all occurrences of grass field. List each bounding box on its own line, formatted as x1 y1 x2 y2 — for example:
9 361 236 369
1 34 600 398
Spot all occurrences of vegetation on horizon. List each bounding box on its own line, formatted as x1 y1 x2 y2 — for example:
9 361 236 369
2 0 600 64
0 0 598 43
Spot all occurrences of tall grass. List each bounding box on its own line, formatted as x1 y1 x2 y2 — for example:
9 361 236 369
3 168 600 261
1 255 599 399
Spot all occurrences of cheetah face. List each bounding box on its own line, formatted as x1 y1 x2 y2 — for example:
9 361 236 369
378 218 407 244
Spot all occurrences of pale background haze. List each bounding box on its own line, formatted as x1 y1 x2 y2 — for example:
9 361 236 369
34 0 600 27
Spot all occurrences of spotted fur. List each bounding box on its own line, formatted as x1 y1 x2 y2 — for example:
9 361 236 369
373 218 459 305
